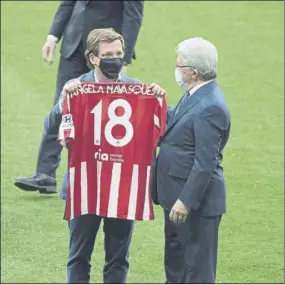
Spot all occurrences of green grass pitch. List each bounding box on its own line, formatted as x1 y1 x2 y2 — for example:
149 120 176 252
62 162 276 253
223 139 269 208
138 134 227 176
1 1 283 283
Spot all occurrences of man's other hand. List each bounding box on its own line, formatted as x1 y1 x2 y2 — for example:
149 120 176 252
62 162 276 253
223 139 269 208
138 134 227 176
149 83 167 97
42 35 58 64
169 199 190 224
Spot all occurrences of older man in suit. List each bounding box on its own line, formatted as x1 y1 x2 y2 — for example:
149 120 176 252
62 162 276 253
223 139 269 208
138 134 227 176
151 37 231 283
15 0 144 194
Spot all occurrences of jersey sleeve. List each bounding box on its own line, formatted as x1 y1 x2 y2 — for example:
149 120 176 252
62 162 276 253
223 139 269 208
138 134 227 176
58 94 75 147
154 96 167 136
160 96 167 135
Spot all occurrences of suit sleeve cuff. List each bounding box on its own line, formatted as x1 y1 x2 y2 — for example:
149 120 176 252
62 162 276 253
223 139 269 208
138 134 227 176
179 192 201 211
47 34 59 43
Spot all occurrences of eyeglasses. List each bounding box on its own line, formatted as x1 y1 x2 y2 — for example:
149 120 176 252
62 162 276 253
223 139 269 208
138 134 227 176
176 65 198 75
176 65 190 68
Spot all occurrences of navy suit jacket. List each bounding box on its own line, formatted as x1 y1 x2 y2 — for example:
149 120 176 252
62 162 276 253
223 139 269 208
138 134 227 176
151 80 231 217
43 69 141 200
49 0 144 64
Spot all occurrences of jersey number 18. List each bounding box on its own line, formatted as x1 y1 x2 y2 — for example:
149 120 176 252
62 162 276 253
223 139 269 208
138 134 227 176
91 99 134 147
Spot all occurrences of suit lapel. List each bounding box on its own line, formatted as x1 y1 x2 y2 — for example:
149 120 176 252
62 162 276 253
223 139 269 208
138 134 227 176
165 80 218 135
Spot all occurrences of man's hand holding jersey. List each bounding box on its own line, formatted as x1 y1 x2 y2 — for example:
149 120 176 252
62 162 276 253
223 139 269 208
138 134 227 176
59 81 167 114
148 83 167 97
60 79 82 111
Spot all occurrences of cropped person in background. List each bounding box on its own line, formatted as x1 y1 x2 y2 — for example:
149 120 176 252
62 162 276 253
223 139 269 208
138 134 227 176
15 0 144 195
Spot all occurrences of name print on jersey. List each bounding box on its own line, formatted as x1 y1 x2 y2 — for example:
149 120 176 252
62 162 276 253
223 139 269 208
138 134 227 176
69 83 154 97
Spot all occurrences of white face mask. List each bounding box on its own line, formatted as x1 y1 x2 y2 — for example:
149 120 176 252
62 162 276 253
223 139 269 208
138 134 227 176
175 69 189 91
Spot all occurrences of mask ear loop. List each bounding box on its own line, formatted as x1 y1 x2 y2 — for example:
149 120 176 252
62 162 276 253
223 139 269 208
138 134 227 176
89 52 101 67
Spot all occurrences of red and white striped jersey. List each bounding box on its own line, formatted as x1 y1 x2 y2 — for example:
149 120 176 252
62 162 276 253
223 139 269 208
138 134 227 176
59 82 167 221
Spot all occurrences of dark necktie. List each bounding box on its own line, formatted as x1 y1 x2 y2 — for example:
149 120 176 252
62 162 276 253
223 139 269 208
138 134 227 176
174 92 190 118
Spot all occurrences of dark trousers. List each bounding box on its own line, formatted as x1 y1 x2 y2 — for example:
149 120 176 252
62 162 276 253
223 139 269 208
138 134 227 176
67 214 134 283
164 210 222 283
36 42 89 178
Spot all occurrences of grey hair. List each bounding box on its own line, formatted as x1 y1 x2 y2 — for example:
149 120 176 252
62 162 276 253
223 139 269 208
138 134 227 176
176 37 218 81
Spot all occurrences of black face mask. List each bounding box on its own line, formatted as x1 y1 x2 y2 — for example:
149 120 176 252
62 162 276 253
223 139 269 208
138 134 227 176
99 58 123 79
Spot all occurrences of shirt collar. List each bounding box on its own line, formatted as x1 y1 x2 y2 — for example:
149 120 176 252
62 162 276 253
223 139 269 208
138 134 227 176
94 69 122 82
189 79 214 96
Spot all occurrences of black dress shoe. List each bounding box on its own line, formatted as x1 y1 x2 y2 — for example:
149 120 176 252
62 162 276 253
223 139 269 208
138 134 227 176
14 173 57 194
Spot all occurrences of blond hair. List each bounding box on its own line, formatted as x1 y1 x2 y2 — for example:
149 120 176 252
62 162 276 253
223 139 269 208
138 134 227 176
85 28 125 69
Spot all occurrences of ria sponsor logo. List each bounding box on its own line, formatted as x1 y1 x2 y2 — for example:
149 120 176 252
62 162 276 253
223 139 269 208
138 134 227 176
94 149 109 161
94 149 124 163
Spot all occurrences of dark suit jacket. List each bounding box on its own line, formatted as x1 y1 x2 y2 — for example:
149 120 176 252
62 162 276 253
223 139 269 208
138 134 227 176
49 0 144 64
151 81 231 217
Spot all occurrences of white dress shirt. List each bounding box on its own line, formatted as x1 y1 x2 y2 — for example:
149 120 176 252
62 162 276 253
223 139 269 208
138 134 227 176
189 79 214 96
